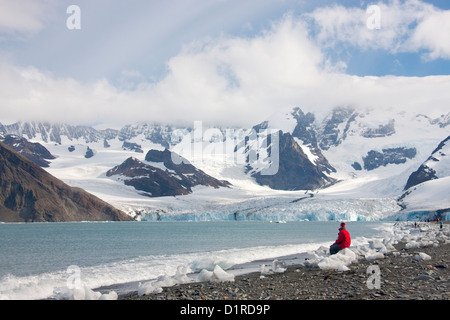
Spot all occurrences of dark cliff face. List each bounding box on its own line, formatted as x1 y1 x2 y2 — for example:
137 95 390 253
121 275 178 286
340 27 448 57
106 157 192 197
240 110 337 191
363 147 417 171
318 106 358 151
106 149 231 197
404 135 450 190
291 107 336 175
2 134 56 167
146 150 231 190
251 132 336 191
0 142 131 222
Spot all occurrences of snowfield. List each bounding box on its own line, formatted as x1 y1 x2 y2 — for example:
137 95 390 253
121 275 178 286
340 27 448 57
2 107 448 222
40 132 448 223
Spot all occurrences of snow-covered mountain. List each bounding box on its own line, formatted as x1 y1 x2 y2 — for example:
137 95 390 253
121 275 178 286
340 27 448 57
106 149 230 197
1 106 448 221
1 134 56 167
0 142 131 222
404 135 450 190
397 135 450 218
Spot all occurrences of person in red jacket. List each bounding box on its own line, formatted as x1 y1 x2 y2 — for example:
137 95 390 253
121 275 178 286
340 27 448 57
329 222 351 255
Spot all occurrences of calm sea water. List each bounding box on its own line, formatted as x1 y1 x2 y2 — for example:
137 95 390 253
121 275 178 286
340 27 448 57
0 221 392 299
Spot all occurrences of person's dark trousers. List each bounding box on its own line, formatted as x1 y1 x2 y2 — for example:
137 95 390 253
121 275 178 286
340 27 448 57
329 244 341 255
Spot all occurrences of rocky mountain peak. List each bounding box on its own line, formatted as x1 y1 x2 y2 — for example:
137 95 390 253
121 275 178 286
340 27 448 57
246 130 336 191
317 106 358 150
0 142 131 222
404 135 450 190
107 149 230 197
1 134 56 167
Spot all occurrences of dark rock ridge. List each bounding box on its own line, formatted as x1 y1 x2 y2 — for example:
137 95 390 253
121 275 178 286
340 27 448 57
106 149 231 197
122 141 144 153
361 119 395 138
290 107 336 175
248 131 336 191
404 135 450 190
0 121 190 148
67 144 96 158
85 146 95 158
239 109 337 191
1 134 55 167
351 162 363 171
0 142 132 222
363 147 417 171
2 109 448 194
416 113 450 128
317 107 397 150
119 123 191 149
1 111 448 149
318 106 358 151
0 121 110 144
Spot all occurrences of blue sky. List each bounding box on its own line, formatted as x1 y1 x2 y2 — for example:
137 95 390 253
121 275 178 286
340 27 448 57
0 0 449 127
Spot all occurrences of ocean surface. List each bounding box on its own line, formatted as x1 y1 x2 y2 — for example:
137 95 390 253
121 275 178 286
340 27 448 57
0 220 393 300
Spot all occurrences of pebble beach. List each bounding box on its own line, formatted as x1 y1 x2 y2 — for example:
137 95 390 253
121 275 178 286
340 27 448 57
120 222 449 301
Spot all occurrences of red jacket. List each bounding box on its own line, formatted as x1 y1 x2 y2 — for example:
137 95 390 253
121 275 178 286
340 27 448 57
334 228 351 249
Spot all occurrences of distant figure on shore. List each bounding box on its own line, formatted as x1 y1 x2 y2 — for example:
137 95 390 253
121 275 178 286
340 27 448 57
330 222 351 255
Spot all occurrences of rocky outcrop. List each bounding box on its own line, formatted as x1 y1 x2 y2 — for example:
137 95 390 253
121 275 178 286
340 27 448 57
363 147 417 171
1 134 56 167
0 142 131 222
122 141 144 153
0 121 192 149
118 123 192 149
291 108 336 175
0 121 113 144
404 135 450 190
250 132 336 191
361 119 396 138
416 113 450 128
318 106 358 150
85 146 95 158
106 149 230 197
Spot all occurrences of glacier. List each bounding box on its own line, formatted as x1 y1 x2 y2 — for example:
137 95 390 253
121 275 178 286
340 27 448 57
136 193 402 222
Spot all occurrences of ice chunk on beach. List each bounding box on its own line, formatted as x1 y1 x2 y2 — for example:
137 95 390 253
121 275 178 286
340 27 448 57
414 252 431 261
174 265 192 284
365 252 385 261
73 285 101 300
198 269 215 282
369 239 385 250
137 264 194 296
213 265 235 282
260 264 271 276
53 284 118 300
259 259 287 275
317 248 357 271
338 264 350 272
138 274 177 296
99 291 118 300
405 241 421 249
272 259 287 273
197 265 235 282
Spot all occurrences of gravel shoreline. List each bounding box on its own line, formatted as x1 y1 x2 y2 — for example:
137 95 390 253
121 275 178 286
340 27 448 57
120 239 449 301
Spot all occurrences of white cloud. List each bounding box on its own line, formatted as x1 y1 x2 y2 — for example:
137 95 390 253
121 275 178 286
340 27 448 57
407 10 450 60
307 0 450 60
144 15 329 125
0 0 52 35
0 10 449 128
